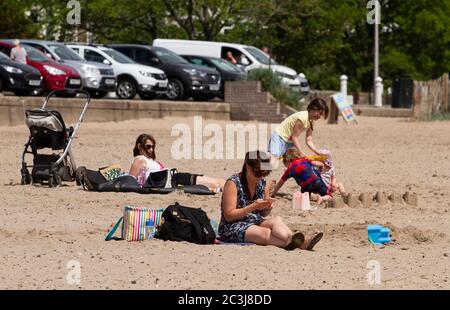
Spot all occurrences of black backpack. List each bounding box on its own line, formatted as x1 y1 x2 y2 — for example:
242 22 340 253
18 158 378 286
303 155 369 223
157 202 216 244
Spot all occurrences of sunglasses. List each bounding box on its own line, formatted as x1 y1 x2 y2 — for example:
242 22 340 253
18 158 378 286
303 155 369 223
144 144 155 150
253 169 270 178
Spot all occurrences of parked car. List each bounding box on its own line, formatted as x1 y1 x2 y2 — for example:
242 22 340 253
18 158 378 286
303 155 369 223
109 44 222 101
0 40 82 94
153 39 301 91
66 43 167 100
21 40 116 98
0 51 43 96
181 54 245 99
296 73 310 95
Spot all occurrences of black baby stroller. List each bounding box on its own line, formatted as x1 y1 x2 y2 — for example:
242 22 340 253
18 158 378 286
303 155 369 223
20 89 91 187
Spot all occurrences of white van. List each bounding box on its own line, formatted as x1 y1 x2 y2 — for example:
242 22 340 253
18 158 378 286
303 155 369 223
153 39 301 91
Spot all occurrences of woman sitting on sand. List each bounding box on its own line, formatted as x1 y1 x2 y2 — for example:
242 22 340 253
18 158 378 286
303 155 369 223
218 150 323 251
129 133 225 190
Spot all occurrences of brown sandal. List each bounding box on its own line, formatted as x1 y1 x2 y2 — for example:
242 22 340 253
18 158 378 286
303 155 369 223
284 231 305 251
302 232 323 251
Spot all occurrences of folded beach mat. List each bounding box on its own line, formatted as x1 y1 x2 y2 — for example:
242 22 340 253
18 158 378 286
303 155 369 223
177 185 216 195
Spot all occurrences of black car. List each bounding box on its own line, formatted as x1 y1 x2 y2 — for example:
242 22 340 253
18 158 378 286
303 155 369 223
181 55 246 99
0 51 43 96
109 44 221 101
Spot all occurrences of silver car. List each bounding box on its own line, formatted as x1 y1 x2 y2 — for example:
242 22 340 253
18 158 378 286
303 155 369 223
22 40 116 98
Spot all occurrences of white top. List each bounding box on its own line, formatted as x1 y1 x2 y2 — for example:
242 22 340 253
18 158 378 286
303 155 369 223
10 47 27 64
320 167 335 188
133 155 164 178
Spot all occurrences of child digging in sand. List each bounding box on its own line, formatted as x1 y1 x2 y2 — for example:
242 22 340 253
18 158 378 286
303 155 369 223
270 148 332 205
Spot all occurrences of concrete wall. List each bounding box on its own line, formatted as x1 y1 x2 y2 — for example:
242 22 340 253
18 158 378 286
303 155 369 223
0 95 230 126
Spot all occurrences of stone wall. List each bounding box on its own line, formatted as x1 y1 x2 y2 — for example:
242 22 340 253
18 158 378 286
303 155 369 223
224 81 296 123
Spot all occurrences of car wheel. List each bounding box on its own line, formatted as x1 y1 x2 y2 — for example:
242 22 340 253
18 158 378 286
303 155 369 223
0 78 3 93
116 78 137 99
166 79 185 100
139 92 157 100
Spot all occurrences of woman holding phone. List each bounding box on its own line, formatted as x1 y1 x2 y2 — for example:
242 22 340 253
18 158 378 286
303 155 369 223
218 150 323 251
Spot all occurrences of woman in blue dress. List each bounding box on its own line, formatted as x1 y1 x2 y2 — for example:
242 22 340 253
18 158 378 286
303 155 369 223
218 150 323 251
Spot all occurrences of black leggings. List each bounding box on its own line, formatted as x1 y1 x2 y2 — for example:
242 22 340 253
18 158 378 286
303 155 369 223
170 169 202 187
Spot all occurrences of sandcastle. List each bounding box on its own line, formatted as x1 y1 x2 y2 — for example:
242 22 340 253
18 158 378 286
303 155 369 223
324 191 418 208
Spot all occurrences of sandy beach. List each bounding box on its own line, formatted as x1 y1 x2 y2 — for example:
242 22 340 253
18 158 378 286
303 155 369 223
0 115 449 289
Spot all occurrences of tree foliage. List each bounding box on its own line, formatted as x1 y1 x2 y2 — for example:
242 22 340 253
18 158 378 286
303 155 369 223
1 0 449 91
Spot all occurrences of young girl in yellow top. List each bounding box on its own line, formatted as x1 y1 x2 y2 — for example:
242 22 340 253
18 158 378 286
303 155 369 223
267 98 329 169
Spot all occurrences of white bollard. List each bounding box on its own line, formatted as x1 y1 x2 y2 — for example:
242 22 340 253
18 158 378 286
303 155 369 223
340 75 348 98
374 77 383 107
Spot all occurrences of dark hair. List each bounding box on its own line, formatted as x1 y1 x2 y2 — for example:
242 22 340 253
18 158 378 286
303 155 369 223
307 97 328 130
133 134 156 159
239 150 270 200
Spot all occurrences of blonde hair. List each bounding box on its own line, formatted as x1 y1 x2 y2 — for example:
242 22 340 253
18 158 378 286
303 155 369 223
282 148 303 166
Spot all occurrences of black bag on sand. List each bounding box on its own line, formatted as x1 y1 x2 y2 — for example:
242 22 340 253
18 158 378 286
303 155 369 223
157 202 216 244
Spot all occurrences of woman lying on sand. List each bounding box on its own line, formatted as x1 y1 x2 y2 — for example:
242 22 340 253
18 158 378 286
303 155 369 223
129 133 225 191
218 150 323 251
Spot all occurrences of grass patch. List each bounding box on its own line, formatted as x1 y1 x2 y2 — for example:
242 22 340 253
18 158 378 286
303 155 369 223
430 112 450 121
245 68 305 110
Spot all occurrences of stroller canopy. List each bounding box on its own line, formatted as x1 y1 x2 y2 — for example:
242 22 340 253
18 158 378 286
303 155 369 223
26 109 65 132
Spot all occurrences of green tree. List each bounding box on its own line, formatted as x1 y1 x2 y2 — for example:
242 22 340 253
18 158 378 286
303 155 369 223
0 0 39 39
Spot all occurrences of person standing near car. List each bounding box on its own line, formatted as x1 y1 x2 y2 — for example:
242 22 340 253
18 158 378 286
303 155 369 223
10 39 27 64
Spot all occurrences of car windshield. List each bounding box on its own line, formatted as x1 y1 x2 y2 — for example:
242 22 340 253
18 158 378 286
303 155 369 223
210 58 242 73
0 51 9 60
102 49 134 64
22 45 49 62
48 44 83 61
154 48 188 64
244 46 278 66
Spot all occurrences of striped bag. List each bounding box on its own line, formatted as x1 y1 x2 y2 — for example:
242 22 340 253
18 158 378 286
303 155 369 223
105 205 164 241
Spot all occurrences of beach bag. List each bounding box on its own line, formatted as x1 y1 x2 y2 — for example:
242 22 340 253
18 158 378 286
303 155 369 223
144 168 171 188
157 202 215 244
105 205 164 241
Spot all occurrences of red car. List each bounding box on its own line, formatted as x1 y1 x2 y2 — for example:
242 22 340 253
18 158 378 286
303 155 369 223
0 41 82 93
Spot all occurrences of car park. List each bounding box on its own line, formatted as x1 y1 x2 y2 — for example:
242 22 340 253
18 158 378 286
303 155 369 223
181 54 245 99
109 44 222 101
21 40 116 98
153 39 301 91
67 43 167 100
0 51 43 96
0 40 82 94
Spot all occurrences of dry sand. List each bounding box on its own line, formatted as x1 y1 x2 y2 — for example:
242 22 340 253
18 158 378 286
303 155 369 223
0 115 449 289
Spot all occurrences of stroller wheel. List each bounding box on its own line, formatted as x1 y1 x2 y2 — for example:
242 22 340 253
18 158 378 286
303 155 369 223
49 174 62 188
20 169 31 185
